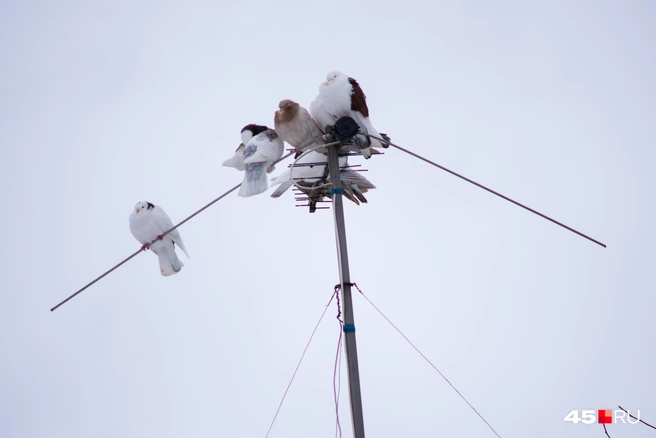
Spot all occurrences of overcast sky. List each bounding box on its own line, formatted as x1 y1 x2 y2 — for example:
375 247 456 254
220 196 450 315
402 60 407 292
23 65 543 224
1 1 655 437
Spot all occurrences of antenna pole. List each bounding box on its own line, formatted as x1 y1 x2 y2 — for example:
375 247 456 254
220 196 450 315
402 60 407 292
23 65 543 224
327 142 366 438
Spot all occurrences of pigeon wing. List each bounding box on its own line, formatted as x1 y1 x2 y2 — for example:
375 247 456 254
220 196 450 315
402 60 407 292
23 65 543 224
243 132 284 164
222 144 246 171
151 206 189 258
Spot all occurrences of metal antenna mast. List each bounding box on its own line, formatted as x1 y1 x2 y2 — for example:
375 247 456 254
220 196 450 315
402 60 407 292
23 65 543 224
326 117 366 438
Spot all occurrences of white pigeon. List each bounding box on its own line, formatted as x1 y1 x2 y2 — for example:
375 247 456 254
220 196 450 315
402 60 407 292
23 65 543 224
309 95 335 134
339 168 377 205
311 71 386 158
129 201 189 276
223 124 284 197
270 151 345 198
274 99 325 153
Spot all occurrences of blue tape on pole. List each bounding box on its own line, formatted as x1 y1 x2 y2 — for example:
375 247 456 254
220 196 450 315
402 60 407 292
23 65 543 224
330 188 343 195
343 324 355 333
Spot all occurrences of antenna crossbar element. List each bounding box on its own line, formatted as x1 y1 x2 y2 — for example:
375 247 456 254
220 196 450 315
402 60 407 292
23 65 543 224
287 162 329 168
327 139 366 438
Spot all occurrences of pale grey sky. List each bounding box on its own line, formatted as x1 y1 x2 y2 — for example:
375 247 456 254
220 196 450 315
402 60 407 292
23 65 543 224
1 1 655 437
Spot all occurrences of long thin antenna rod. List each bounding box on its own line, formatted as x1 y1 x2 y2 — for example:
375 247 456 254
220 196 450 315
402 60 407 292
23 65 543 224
51 151 296 312
50 183 242 312
51 248 143 312
369 135 606 248
327 142 366 438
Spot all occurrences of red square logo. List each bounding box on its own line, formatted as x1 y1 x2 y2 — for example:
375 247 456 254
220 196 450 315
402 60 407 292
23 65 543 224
598 410 613 424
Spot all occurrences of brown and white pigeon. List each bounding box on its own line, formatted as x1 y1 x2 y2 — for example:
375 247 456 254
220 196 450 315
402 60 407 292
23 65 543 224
310 71 387 158
274 99 325 153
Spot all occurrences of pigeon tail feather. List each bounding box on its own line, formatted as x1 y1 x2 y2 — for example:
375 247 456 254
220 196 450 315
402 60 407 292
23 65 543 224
353 114 385 150
239 162 268 197
175 240 190 259
271 180 294 198
360 146 373 159
155 247 183 276
222 154 245 171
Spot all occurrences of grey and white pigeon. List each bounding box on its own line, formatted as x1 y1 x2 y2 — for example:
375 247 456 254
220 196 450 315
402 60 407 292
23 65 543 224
223 124 284 197
270 151 340 198
129 201 189 276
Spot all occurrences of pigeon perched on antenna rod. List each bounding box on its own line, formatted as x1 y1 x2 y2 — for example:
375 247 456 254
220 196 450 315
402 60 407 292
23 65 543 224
274 99 326 154
310 71 389 158
222 124 284 197
270 151 343 198
270 151 376 206
129 201 189 276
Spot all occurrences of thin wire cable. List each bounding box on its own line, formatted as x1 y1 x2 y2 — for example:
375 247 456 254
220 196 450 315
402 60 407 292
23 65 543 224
351 283 502 438
618 406 656 430
366 134 606 248
333 333 343 438
602 423 611 438
51 151 295 312
264 292 335 438
333 285 344 438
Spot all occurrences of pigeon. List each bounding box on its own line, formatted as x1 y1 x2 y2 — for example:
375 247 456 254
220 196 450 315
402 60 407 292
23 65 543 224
129 201 189 276
221 126 259 171
311 71 388 158
270 151 342 198
309 95 336 135
270 151 375 206
339 168 376 204
274 99 326 153
223 124 284 197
